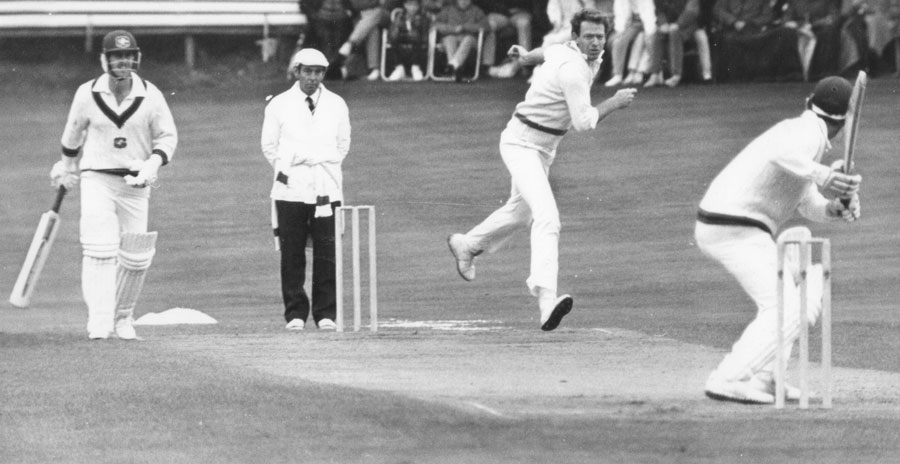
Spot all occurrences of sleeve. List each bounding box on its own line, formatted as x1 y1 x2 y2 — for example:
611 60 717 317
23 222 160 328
768 128 832 185
796 182 832 222
558 60 600 132
60 85 90 155
261 101 281 168
336 100 351 161
149 87 177 165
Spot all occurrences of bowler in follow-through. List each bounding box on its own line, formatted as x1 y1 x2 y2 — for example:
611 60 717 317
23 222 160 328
447 9 637 331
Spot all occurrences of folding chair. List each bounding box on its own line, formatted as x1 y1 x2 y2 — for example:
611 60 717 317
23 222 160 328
426 27 484 81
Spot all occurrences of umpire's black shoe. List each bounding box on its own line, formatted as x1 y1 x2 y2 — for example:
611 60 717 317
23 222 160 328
540 295 573 331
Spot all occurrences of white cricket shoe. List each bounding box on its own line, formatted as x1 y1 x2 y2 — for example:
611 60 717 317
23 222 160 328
704 373 775 404
664 74 682 88
410 65 424 81
88 330 111 340
540 294 573 331
388 65 406 81
604 74 623 87
447 233 478 281
366 69 381 81
114 317 138 340
285 319 305 331
317 319 336 330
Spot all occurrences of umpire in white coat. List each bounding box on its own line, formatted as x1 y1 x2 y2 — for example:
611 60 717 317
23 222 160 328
262 48 351 331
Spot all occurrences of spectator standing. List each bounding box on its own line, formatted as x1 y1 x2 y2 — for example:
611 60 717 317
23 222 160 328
433 0 490 81
447 10 637 331
301 0 354 80
653 0 713 86
387 0 431 80
51 30 178 340
604 0 661 86
262 49 351 331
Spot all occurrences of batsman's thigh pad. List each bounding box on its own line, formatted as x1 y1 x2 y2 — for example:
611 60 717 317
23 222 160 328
116 232 158 318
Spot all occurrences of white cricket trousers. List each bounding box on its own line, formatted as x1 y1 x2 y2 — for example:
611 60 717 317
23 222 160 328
80 172 150 334
695 222 823 382
466 119 564 296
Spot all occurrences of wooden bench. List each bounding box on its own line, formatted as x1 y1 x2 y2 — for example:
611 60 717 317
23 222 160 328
0 1 306 65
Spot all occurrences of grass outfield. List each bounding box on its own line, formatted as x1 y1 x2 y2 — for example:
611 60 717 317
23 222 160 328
2 67 900 462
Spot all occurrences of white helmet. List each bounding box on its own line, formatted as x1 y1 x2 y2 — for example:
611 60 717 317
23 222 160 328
289 48 329 70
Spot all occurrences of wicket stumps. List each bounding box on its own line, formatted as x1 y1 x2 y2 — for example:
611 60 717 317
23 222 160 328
775 237 832 409
335 206 377 332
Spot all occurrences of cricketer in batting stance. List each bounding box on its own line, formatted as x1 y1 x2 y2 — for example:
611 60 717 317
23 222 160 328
50 30 177 340
448 9 637 331
695 76 861 404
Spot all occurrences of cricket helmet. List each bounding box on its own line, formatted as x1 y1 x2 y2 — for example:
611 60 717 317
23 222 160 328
808 76 852 121
100 30 141 79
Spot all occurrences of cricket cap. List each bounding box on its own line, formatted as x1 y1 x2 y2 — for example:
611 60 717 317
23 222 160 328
289 48 329 69
102 30 140 54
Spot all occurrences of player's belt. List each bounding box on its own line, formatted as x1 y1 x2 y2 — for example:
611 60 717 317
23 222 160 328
696 209 773 238
84 168 140 177
514 113 567 136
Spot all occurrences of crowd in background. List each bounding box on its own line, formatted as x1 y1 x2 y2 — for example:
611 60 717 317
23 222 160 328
295 0 900 85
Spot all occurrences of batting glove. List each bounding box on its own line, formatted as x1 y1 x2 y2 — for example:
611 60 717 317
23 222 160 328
819 170 861 198
124 155 162 188
50 159 79 190
827 193 861 222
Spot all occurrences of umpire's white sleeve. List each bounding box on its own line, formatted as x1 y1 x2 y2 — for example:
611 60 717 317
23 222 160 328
260 104 280 168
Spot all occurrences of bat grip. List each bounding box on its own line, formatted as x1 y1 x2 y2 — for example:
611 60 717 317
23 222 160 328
51 186 67 213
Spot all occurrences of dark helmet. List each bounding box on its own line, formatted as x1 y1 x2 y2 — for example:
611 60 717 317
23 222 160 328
808 76 853 120
100 30 141 78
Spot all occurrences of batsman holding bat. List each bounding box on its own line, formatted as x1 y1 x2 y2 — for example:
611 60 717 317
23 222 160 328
447 9 636 331
51 30 177 340
695 76 861 404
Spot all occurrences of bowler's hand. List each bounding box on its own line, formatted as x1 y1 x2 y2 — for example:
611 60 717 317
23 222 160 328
507 45 527 61
611 88 637 109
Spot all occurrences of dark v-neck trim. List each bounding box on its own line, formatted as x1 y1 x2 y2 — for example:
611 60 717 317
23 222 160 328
91 77 146 129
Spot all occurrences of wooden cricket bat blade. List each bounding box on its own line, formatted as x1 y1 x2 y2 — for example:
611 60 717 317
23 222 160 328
8 187 66 308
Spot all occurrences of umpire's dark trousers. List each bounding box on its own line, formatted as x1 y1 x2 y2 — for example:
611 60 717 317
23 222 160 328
275 200 340 325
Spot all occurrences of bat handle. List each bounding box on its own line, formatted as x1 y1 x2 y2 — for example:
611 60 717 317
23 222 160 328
51 186 67 213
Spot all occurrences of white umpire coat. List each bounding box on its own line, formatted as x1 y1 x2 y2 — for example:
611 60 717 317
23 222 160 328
261 83 351 204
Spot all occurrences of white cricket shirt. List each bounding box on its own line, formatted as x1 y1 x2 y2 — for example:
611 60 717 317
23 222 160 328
699 110 836 233
60 73 177 169
512 41 602 134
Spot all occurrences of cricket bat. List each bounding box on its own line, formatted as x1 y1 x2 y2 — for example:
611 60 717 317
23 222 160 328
9 186 67 308
843 70 867 174
840 70 866 207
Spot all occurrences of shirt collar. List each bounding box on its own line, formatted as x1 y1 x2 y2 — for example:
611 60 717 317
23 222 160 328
802 109 832 150
92 73 147 97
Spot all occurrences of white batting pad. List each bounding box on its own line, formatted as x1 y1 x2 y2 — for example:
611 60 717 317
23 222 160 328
115 231 158 321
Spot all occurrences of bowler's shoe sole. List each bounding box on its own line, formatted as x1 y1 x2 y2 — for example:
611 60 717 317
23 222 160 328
541 295 573 331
